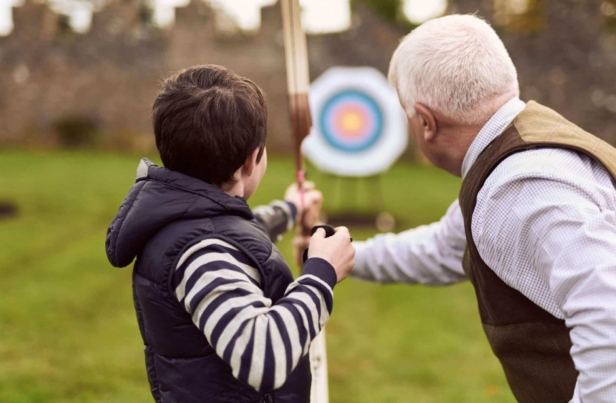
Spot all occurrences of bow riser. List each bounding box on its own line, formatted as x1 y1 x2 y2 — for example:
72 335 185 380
281 0 312 234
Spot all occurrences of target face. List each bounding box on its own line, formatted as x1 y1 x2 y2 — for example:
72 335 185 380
303 67 408 177
320 90 384 153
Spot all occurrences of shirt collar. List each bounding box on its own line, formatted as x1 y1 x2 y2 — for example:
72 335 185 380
461 97 527 179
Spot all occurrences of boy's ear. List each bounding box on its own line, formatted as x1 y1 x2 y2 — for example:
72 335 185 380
242 147 261 177
414 103 438 142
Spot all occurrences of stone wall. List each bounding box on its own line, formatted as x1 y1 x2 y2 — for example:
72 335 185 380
0 0 614 153
0 0 407 152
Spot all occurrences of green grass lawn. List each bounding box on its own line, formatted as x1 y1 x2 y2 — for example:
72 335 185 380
0 150 515 403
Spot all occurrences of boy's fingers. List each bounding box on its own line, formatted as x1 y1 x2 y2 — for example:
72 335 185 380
333 227 353 243
293 235 310 246
303 181 315 190
306 190 323 204
312 228 326 239
334 226 350 236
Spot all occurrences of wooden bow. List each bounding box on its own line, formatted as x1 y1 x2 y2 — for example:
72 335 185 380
281 0 312 235
280 2 329 402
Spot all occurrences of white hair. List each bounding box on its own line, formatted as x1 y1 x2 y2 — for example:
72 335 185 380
388 14 519 125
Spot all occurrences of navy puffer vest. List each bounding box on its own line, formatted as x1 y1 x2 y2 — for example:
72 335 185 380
106 159 311 403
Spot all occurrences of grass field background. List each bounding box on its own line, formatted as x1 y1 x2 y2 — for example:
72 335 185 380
0 150 515 402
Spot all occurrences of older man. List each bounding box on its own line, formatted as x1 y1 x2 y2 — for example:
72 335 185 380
351 15 616 403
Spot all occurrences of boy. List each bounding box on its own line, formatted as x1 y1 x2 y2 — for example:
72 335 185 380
106 65 355 402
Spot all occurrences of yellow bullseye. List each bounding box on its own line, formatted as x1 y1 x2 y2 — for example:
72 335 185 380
340 111 364 135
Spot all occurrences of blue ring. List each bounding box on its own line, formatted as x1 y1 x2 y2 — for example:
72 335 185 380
319 90 384 153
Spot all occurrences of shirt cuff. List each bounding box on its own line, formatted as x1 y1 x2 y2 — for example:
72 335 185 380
348 240 372 280
302 258 337 289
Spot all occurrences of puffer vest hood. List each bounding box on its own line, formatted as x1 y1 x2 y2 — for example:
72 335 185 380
106 159 311 403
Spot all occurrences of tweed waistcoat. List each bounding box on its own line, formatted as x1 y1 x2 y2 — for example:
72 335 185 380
459 101 616 403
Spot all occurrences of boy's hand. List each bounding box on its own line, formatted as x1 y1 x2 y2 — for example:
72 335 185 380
284 181 323 229
308 227 355 283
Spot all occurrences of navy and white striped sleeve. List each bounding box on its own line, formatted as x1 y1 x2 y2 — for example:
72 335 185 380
253 201 297 243
173 238 336 392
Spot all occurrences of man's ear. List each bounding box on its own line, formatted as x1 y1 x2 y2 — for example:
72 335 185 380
414 103 437 142
242 147 261 177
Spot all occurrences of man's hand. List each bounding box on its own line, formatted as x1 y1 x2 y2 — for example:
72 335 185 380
307 227 355 283
284 181 323 230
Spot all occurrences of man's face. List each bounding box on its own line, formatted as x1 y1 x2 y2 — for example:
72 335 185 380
243 147 268 200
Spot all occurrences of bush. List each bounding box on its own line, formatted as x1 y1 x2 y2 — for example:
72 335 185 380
53 115 101 149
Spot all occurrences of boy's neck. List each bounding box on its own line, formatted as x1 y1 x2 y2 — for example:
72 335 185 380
221 180 244 199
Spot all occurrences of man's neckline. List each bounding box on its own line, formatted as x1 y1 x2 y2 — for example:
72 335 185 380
460 97 527 179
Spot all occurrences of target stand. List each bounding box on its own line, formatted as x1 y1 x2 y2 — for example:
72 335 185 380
314 172 397 232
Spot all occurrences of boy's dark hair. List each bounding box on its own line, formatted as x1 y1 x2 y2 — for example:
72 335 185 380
153 65 268 187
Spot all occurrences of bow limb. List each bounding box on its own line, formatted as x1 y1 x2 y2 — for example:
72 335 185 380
281 0 312 235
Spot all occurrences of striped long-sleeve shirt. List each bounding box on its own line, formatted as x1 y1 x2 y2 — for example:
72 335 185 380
172 203 337 392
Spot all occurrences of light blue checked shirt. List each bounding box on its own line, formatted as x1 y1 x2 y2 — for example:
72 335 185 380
353 97 616 403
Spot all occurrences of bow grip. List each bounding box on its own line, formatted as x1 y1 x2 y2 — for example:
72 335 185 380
302 225 337 265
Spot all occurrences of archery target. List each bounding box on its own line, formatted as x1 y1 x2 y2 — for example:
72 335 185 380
320 90 383 152
303 67 408 177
